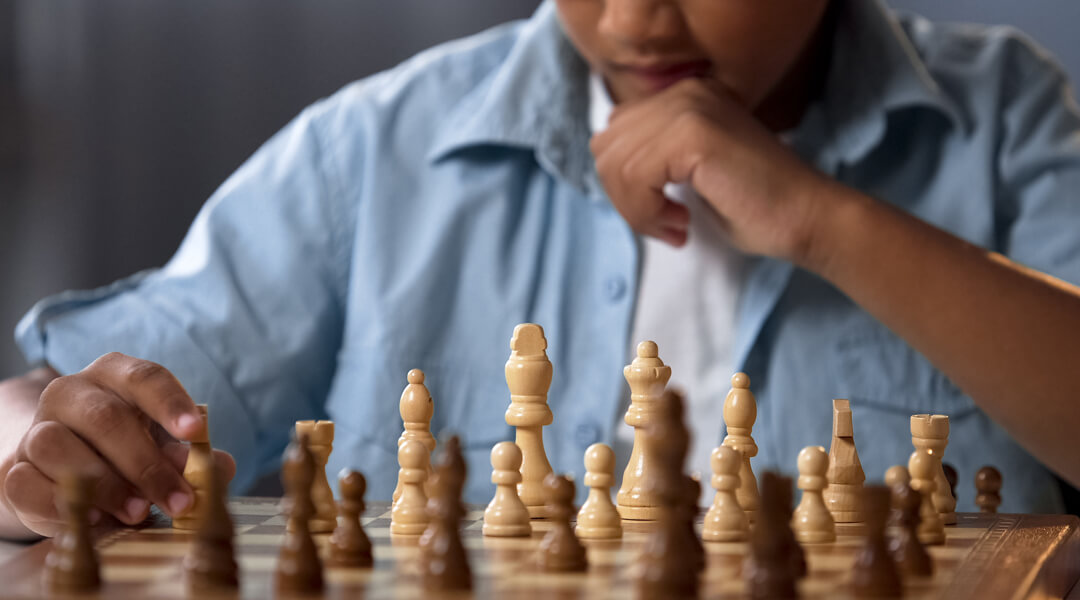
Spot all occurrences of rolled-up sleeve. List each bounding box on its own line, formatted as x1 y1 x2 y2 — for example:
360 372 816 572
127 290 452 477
997 42 1080 284
14 100 356 493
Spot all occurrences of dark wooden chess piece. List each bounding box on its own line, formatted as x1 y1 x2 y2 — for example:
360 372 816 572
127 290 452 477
778 476 807 579
538 473 588 572
635 390 699 600
184 460 239 590
420 435 472 591
43 473 100 592
683 475 706 573
852 485 903 597
942 463 958 504
329 469 374 568
888 481 933 577
975 466 1002 514
745 472 799 599
275 434 324 593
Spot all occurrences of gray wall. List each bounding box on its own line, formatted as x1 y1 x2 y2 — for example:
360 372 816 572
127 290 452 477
2 1 1078 378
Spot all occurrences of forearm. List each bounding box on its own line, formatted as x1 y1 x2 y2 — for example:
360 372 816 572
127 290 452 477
807 185 1080 486
0 367 58 540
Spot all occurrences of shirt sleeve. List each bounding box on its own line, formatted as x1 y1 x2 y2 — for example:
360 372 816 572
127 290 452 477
997 41 1080 284
13 100 356 493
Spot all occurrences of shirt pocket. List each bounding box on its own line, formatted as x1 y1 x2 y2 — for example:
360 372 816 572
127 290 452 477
326 345 513 455
829 321 978 418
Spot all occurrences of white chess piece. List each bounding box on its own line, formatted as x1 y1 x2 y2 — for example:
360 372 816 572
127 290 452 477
909 449 945 545
483 442 532 537
504 324 555 519
911 414 957 525
792 445 836 543
702 445 748 542
576 443 622 539
393 369 436 507
721 373 759 523
617 341 672 521
391 440 429 535
884 465 910 488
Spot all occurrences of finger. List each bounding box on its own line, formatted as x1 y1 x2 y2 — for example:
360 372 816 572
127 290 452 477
82 353 202 441
161 440 237 482
18 421 148 525
4 462 62 537
40 381 192 517
657 200 691 231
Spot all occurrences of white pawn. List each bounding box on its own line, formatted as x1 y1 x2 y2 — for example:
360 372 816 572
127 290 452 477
483 442 532 537
702 445 748 542
576 443 622 539
391 440 429 535
792 446 835 543
909 449 945 546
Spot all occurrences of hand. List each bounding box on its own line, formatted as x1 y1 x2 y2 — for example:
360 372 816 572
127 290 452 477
1 353 236 537
590 78 842 265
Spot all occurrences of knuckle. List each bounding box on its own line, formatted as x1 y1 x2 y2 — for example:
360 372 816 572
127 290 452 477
21 421 66 465
82 398 129 437
122 360 169 388
38 375 77 409
135 459 174 494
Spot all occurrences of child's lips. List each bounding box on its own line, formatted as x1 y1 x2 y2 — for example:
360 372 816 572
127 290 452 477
619 59 713 91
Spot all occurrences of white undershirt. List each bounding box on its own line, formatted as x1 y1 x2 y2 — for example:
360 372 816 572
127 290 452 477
588 73 749 484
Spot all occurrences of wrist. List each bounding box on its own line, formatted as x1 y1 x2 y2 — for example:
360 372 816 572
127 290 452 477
792 178 876 277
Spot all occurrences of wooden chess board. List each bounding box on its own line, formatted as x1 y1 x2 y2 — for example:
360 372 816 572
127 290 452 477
1 498 1078 599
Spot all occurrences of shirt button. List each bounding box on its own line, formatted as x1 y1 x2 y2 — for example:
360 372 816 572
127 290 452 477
604 276 627 302
575 423 602 448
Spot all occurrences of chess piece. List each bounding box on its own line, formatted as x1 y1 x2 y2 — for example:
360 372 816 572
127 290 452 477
702 445 748 542
576 443 622 539
744 472 800 600
721 372 759 523
851 485 903 597
908 449 945 546
793 445 835 543
391 439 431 535
329 469 373 568
420 436 472 591
683 474 707 573
885 464 910 529
911 414 957 525
173 404 211 530
483 441 532 537
975 466 1003 514
617 340 672 521
184 460 238 590
294 420 336 533
888 481 933 577
824 399 865 523
504 324 555 519
43 473 100 592
275 434 324 593
538 474 588 572
943 463 959 504
393 369 436 506
635 390 699 600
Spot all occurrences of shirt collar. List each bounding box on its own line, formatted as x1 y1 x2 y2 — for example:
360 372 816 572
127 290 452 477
429 0 966 184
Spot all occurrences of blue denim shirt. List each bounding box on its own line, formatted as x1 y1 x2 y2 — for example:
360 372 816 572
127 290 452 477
16 0 1080 512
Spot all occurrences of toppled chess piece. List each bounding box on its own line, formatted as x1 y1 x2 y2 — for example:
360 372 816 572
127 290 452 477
420 436 471 591
275 434 324 594
484 441 532 537
575 443 622 539
43 473 100 592
538 473 588 572
703 445 748 542
888 480 933 577
975 466 1003 514
329 469 374 568
184 459 238 590
851 486 902 597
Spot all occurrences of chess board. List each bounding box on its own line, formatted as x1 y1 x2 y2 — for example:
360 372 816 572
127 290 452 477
1 498 1078 599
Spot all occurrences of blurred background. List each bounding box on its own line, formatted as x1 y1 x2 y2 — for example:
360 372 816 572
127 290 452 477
2 0 1079 379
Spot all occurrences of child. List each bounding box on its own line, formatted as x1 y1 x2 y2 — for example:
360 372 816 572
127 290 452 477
2 0 1080 540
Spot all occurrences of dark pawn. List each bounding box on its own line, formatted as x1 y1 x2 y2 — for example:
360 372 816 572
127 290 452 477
420 435 472 591
43 473 100 592
329 470 374 568
635 390 699 600
538 473 588 572
942 463 958 504
682 475 706 573
852 486 902 597
275 434 324 593
184 461 239 590
778 478 807 579
887 482 933 577
744 472 799 600
975 467 1002 514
